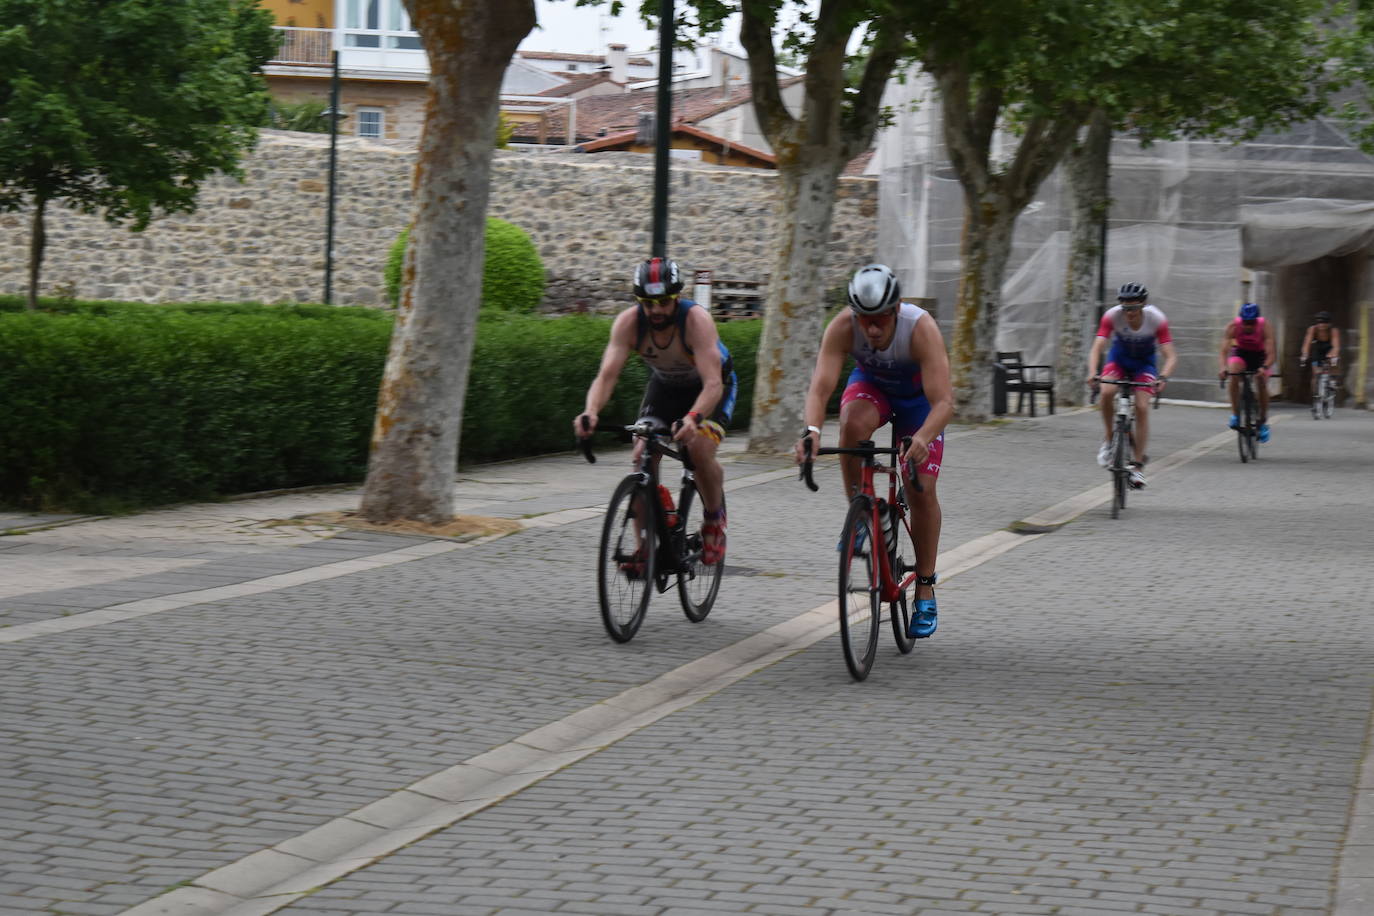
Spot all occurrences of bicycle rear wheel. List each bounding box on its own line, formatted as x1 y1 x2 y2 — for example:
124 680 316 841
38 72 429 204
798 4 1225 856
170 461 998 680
597 477 655 643
1111 422 1129 517
838 497 881 681
675 482 722 623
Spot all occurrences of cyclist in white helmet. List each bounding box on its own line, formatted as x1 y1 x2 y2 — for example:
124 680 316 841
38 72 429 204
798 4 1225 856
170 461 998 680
1087 282 1177 489
794 264 953 639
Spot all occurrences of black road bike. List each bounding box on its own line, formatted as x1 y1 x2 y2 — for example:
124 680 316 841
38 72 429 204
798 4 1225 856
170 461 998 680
580 419 723 642
1092 377 1159 519
1223 370 1266 463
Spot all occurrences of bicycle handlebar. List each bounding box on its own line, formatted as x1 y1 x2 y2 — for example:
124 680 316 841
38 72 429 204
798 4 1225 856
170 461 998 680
575 417 694 471
1090 376 1162 409
799 436 923 493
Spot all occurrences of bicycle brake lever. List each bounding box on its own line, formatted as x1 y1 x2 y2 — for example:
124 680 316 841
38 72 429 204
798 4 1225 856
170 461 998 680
578 415 596 463
800 436 819 492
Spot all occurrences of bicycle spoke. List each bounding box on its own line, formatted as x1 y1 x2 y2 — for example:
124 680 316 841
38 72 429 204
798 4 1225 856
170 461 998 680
597 478 654 642
676 483 722 623
837 499 881 681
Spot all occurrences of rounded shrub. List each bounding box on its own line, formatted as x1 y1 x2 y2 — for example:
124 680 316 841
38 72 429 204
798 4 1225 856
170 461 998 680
385 218 544 312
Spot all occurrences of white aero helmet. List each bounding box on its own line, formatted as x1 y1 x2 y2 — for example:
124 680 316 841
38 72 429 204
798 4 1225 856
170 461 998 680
847 263 901 316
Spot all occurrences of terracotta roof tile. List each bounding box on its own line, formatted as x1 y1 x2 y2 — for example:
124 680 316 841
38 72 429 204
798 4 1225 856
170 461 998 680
507 80 797 145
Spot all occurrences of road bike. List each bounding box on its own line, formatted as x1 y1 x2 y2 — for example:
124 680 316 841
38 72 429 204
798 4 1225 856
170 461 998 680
800 430 922 681
1304 359 1337 419
1091 377 1159 519
1222 370 1267 463
579 418 723 642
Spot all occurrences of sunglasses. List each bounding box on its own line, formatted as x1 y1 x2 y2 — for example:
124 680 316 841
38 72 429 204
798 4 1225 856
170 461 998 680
1119 302 1144 311
636 295 676 307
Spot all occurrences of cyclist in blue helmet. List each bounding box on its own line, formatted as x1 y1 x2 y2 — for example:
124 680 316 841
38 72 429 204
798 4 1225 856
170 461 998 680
1219 302 1276 442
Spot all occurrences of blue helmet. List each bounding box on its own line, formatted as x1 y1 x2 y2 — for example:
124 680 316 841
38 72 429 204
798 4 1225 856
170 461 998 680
1239 302 1260 321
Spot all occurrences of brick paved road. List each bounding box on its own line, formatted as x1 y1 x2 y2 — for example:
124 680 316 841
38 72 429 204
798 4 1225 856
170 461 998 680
2 405 1371 915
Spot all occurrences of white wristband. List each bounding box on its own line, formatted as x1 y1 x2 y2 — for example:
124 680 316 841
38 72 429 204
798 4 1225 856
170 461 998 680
806 425 821 435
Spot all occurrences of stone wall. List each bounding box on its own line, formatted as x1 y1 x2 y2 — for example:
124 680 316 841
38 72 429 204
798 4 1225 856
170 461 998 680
0 130 878 311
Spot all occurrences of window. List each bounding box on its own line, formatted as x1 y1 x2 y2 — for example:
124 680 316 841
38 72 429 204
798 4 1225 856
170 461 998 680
357 108 384 139
566 64 578 71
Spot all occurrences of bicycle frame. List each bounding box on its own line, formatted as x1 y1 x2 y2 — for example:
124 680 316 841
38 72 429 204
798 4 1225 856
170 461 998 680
802 437 917 602
623 422 696 581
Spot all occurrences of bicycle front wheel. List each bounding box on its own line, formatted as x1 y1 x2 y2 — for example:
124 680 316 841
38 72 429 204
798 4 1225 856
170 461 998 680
838 497 881 681
675 483 722 623
885 504 915 655
1323 378 1335 418
597 477 655 643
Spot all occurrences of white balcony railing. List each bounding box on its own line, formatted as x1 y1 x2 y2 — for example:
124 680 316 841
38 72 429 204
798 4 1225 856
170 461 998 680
271 27 334 66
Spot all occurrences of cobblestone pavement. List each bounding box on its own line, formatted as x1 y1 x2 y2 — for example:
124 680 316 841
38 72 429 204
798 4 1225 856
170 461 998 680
1 404 1371 915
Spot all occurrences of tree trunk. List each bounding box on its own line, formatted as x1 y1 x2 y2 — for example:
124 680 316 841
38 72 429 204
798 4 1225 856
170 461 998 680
1059 108 1111 404
746 155 843 453
360 0 534 524
949 192 1016 421
27 195 48 311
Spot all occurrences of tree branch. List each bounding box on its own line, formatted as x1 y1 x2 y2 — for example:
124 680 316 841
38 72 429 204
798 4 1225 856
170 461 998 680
932 63 989 198
739 1 794 145
839 21 909 161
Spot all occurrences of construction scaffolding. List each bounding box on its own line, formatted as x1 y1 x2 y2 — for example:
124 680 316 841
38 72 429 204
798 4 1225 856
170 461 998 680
875 72 1374 405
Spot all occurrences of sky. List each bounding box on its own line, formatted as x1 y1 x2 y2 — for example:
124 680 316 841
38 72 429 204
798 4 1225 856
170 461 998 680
520 1 744 55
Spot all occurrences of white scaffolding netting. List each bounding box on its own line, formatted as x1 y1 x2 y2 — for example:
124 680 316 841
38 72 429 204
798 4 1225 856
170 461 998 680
876 70 1374 403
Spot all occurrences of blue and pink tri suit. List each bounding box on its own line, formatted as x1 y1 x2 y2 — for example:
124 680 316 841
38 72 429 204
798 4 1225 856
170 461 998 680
1098 304 1172 382
840 302 944 478
1227 317 1269 376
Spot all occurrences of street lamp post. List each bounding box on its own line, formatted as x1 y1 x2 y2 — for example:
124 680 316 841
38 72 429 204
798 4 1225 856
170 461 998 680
651 0 672 258
324 50 342 305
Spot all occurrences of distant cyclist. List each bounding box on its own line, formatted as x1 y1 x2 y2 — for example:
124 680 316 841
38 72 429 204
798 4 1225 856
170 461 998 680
1218 302 1276 442
1299 310 1341 384
575 256 737 565
793 264 953 638
1087 282 1177 489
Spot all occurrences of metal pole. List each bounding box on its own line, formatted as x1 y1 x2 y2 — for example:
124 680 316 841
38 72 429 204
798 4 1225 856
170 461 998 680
325 50 340 305
651 0 672 257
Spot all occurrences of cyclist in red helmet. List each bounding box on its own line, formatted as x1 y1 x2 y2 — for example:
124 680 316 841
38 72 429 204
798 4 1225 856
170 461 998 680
575 256 736 565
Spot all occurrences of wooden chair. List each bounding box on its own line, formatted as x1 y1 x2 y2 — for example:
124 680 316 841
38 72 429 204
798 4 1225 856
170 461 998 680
994 351 1056 416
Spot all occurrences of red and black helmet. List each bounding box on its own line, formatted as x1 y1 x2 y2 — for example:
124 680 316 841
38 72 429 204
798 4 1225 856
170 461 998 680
633 257 683 298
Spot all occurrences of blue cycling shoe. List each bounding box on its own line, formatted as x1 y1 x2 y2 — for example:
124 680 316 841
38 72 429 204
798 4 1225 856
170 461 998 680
1258 424 1270 443
1228 414 1239 430
837 524 868 554
909 599 938 638
907 574 938 638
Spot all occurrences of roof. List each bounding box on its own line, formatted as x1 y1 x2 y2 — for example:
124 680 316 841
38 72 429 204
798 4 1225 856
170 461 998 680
516 49 654 67
576 123 777 167
508 81 792 145
535 71 622 98
842 148 876 177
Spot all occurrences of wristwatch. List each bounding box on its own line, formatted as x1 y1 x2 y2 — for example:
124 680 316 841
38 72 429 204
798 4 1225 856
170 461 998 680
686 410 703 424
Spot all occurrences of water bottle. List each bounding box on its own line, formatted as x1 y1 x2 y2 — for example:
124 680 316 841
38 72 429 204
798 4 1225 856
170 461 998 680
657 484 678 528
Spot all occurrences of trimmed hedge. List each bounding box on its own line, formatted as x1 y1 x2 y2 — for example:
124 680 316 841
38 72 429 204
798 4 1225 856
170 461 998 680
385 218 545 312
0 301 764 512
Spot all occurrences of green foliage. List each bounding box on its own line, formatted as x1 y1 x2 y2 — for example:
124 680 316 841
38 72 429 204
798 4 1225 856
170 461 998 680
0 0 277 307
496 112 516 149
264 98 332 134
0 302 762 511
385 219 545 312
0 0 277 224
0 304 391 512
